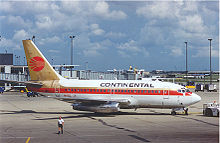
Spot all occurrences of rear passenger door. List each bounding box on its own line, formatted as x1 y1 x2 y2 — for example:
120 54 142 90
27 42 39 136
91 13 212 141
55 86 60 97
163 88 169 99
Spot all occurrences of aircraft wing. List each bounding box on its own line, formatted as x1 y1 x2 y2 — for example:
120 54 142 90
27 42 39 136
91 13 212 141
50 96 130 106
0 80 43 88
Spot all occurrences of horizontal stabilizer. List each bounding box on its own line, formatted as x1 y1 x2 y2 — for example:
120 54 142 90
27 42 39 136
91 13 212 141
0 80 43 88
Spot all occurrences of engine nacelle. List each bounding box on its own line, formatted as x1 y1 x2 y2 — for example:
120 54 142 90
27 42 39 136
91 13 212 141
72 102 120 113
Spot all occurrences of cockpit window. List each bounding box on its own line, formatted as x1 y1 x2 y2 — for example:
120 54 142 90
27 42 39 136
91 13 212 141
178 89 188 93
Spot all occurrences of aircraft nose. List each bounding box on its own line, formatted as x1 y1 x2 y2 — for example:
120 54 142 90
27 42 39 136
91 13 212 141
191 93 201 104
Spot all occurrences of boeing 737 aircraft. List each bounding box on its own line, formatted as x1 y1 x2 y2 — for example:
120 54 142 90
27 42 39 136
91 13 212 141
19 40 201 115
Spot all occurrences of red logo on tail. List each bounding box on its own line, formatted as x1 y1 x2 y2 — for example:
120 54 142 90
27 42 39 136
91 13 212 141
29 57 45 71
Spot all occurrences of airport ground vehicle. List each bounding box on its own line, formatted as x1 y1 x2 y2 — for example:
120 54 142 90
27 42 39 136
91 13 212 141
25 88 38 97
0 87 5 93
204 84 217 92
186 81 195 89
195 84 204 92
203 102 219 117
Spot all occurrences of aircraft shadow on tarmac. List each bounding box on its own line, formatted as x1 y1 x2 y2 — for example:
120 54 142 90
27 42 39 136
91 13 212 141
0 109 170 120
0 109 218 128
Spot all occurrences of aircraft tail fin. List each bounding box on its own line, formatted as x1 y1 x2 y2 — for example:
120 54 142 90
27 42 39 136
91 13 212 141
22 40 62 81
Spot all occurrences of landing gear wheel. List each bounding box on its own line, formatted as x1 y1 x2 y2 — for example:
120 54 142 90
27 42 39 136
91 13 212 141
184 108 188 115
171 111 176 115
205 108 213 117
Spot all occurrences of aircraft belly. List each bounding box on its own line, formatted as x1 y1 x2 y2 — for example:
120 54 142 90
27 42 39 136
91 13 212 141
37 92 186 109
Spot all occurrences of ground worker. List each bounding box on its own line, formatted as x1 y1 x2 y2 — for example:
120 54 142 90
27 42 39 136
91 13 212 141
58 116 64 134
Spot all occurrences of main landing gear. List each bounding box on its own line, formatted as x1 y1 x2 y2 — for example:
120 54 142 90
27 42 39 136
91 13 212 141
184 108 188 115
171 108 188 115
171 110 176 115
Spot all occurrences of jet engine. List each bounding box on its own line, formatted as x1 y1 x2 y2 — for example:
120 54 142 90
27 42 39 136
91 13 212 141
71 102 120 113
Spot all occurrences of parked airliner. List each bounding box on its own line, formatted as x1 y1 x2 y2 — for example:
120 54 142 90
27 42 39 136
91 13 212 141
21 40 201 115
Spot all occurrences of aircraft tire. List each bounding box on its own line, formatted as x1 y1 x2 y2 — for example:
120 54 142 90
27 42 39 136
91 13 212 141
184 108 188 115
205 108 213 117
171 111 176 115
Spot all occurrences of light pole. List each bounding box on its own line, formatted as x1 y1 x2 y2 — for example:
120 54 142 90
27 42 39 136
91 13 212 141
70 36 75 77
14 54 16 65
208 38 212 85
184 42 188 85
86 62 88 71
23 57 25 66
52 58 54 66
18 56 20 65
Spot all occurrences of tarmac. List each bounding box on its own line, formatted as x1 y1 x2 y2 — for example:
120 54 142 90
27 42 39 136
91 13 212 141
0 90 219 143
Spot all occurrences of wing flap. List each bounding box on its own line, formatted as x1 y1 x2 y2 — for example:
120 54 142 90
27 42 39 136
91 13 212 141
50 96 130 105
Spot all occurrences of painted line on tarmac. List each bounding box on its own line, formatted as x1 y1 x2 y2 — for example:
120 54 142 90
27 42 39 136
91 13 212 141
26 137 30 143
0 137 33 139
178 112 202 114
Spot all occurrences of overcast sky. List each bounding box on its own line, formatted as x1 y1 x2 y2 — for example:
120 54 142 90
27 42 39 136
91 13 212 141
0 1 219 71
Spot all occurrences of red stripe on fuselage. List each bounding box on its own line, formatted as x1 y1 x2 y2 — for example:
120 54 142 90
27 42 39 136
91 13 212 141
28 87 191 96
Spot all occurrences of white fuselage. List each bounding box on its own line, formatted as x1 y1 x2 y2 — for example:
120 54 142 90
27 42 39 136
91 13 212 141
34 78 201 109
